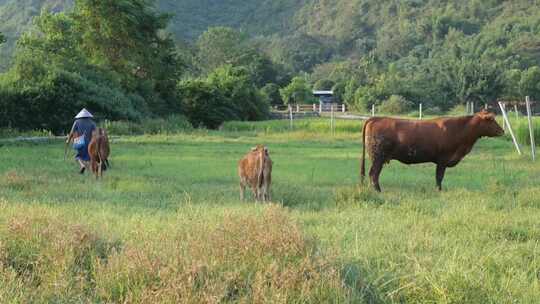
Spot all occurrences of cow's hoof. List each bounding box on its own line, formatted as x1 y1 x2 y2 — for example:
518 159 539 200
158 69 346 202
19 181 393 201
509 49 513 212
79 167 86 174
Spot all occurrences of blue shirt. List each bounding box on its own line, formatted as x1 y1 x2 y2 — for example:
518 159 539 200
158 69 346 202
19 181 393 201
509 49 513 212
70 118 96 144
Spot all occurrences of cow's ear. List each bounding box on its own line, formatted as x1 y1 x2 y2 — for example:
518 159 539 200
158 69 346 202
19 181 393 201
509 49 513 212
483 113 496 121
478 111 495 121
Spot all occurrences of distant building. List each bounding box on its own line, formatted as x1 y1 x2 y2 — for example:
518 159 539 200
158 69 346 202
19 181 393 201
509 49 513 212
313 90 334 105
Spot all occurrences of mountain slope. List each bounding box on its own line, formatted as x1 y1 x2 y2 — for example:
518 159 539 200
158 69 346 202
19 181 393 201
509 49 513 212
1 0 540 73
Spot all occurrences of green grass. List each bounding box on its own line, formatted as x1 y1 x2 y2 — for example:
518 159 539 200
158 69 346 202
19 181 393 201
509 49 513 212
1 119 540 303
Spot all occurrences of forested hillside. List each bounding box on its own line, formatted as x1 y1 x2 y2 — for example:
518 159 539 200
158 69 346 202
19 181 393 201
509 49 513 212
1 0 540 132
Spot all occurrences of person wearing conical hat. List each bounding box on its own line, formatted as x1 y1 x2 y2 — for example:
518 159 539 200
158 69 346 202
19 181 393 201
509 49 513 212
66 108 96 174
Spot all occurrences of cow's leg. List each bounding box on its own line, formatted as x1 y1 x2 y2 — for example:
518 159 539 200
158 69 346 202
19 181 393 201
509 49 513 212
436 164 447 191
369 158 384 192
239 181 246 201
266 182 271 202
261 184 269 202
98 160 102 179
252 185 259 202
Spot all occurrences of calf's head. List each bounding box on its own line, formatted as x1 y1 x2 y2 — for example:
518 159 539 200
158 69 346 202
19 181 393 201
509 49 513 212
251 144 269 157
473 110 504 137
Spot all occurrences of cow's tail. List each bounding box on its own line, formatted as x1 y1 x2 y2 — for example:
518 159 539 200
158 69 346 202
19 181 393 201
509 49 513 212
258 150 265 189
96 128 105 172
361 119 369 184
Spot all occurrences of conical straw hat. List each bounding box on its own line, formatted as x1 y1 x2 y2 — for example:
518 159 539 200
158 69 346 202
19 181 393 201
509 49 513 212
75 108 93 119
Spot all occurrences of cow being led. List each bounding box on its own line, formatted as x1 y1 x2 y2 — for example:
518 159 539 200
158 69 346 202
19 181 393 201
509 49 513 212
238 145 272 202
88 128 110 179
361 110 504 192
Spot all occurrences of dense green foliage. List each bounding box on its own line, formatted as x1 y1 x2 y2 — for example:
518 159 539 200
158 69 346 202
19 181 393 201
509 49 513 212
2 0 540 131
280 76 315 105
0 1 276 132
178 66 270 129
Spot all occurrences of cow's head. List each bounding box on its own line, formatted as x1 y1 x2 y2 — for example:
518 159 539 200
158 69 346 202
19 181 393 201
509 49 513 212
251 145 269 157
473 110 504 137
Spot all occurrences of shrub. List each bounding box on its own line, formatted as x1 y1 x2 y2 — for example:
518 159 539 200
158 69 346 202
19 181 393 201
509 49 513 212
179 66 270 129
447 104 468 116
424 106 443 115
0 68 144 134
378 95 413 114
102 115 192 136
514 119 540 147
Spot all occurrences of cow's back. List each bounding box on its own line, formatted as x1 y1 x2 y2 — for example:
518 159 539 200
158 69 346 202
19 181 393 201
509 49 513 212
238 153 262 184
364 117 458 164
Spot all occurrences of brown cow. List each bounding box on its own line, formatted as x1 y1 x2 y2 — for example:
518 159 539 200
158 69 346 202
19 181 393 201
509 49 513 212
238 145 272 202
88 128 110 179
361 110 504 192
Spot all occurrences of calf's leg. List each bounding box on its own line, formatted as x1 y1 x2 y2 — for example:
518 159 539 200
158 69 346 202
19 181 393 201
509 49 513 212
436 164 446 191
369 158 384 192
265 182 271 202
251 185 260 202
98 159 103 178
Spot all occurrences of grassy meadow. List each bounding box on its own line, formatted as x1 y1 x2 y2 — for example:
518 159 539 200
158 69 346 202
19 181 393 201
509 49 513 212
1 118 540 303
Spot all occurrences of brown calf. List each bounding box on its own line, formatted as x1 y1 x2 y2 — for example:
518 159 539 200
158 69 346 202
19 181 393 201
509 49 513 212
88 128 110 179
238 145 272 202
361 110 504 192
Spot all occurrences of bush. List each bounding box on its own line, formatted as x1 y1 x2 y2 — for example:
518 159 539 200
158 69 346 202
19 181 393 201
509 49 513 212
102 115 192 136
447 104 468 116
179 66 270 129
424 106 443 115
0 68 144 134
260 83 283 106
514 119 540 147
378 95 413 114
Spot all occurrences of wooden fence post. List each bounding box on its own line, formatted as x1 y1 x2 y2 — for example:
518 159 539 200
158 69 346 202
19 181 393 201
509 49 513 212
419 103 423 120
526 96 536 161
514 104 519 119
296 104 300 113
342 104 346 113
313 104 316 112
289 105 293 130
371 104 375 117
319 103 322 114
502 103 506 132
331 104 335 136
484 103 488 110
499 101 522 155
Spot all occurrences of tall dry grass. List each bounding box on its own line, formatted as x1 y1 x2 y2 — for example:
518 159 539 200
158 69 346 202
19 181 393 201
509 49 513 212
0 203 356 303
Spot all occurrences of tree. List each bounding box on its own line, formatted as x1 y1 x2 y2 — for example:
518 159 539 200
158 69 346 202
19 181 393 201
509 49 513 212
178 65 269 129
519 66 540 99
206 65 269 121
332 81 346 103
260 83 283 106
279 76 314 105
178 79 234 129
313 79 335 90
378 95 413 114
196 27 246 73
71 0 181 113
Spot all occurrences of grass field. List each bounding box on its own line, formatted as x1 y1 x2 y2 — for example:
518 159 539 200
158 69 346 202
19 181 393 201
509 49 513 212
1 118 540 303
